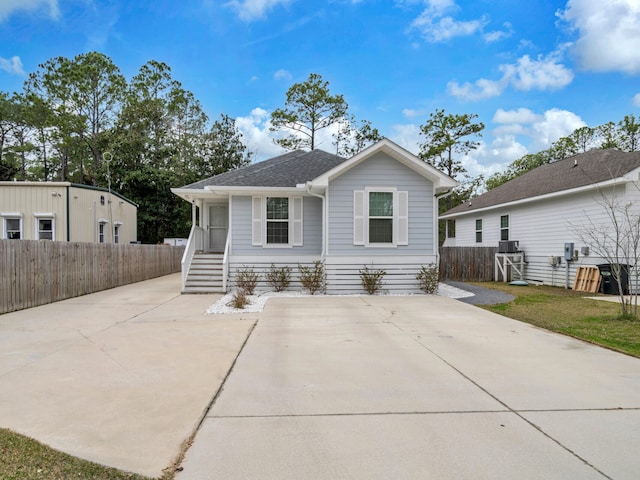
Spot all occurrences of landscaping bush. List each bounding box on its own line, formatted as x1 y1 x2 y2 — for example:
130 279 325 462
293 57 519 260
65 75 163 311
228 289 250 309
235 266 259 295
299 261 327 295
360 265 386 295
416 264 439 294
267 264 291 292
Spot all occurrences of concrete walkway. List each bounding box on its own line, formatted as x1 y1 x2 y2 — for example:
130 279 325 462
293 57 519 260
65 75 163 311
177 295 640 480
0 274 257 478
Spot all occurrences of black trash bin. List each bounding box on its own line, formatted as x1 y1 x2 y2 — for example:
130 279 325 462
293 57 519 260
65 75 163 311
597 264 629 295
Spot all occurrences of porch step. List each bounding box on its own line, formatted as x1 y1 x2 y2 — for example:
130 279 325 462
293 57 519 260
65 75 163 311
183 252 225 294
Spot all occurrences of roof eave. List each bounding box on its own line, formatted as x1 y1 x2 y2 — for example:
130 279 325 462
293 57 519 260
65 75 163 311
440 177 631 219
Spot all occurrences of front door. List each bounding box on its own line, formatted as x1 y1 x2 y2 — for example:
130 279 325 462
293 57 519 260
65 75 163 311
208 204 228 252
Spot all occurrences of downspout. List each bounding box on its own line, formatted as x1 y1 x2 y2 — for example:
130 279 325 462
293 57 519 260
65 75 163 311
66 185 70 241
305 182 326 257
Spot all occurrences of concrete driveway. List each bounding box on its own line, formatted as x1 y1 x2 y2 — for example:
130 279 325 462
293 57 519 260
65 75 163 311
177 295 640 480
0 273 256 478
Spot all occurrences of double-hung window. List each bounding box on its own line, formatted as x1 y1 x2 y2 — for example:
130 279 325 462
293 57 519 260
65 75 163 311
114 224 121 244
354 188 408 247
98 222 107 243
3 216 22 239
34 214 54 240
368 192 394 243
475 219 482 243
252 196 303 247
500 215 509 241
266 197 289 244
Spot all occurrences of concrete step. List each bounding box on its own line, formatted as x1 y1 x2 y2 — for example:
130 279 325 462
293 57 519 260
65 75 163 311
183 286 225 294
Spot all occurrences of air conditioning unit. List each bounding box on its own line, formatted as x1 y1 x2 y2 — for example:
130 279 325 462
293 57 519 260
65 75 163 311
548 256 561 266
498 240 519 253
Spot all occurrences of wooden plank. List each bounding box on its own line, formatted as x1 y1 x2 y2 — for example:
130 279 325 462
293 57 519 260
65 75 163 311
573 266 601 293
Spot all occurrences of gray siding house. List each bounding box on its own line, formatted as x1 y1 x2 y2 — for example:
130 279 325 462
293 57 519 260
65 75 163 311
440 149 640 288
172 138 456 293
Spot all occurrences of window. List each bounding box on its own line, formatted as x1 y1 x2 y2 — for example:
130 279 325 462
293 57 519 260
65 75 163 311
475 219 482 243
500 215 509 241
369 192 393 243
266 197 289 244
114 224 120 244
446 219 456 239
4 217 21 239
100 195 105 206
33 214 54 241
99 222 106 243
354 188 408 247
252 196 303 247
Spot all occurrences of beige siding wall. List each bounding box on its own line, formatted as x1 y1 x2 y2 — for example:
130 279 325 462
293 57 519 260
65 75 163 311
0 182 68 241
0 182 137 243
68 186 137 243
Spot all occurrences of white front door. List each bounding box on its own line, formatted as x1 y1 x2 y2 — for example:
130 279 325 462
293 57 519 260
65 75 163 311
208 205 228 252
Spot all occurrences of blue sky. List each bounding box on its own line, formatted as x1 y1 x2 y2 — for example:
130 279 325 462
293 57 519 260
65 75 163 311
2 0 640 178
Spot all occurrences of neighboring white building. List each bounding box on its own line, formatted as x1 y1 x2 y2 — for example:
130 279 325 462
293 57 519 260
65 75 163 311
440 149 640 289
0 182 138 243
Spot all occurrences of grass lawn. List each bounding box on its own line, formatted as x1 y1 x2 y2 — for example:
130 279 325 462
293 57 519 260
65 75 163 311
472 282 640 358
0 427 153 480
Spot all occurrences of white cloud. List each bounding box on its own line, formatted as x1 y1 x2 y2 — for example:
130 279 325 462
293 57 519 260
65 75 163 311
402 108 427 118
559 0 640 73
409 0 489 42
483 22 513 43
389 123 421 155
633 93 640 107
446 77 505 101
0 0 59 21
493 108 541 125
448 50 573 101
226 0 292 22
0 56 25 75
235 108 287 161
500 53 574 91
274 69 292 81
530 108 586 150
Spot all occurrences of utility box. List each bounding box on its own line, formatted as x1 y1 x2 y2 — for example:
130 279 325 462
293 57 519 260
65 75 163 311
498 240 519 253
564 242 574 260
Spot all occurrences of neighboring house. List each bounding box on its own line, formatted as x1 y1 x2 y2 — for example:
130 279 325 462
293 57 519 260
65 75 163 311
171 138 456 293
0 181 138 244
440 149 640 288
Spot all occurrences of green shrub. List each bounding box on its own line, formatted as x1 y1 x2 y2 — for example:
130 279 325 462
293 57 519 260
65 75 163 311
235 266 259 295
299 261 327 295
228 289 250 309
359 265 386 295
416 264 439 294
267 264 291 292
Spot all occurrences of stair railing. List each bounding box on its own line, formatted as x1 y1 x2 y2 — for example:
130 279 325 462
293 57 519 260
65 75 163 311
181 225 204 292
222 230 231 292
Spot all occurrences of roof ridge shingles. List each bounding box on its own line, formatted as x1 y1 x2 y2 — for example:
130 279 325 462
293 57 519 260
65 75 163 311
443 149 640 216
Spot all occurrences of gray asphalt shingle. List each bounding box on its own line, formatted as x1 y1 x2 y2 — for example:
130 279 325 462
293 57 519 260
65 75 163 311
443 149 640 216
182 149 347 189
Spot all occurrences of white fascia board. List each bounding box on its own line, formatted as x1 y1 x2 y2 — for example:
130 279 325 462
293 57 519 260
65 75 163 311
440 177 630 219
204 186 303 195
0 181 71 187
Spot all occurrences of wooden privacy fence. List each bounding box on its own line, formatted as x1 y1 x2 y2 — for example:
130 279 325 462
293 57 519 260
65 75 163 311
439 246 497 281
0 240 185 315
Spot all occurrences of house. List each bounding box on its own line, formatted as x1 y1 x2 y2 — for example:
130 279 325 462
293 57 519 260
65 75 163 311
0 181 137 243
440 149 640 288
171 138 456 294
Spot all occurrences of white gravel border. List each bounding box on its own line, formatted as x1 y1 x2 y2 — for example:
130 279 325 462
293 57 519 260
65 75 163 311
205 283 474 314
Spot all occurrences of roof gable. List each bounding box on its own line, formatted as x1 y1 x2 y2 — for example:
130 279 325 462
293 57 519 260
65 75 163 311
181 149 347 190
442 149 640 217
311 138 457 191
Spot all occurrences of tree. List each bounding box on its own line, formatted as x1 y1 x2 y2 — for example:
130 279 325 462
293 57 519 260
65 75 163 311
194 114 252 180
618 114 640 152
334 116 382 157
270 73 348 151
572 183 640 318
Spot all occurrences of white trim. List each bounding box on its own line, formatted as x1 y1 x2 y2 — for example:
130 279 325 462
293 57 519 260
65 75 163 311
98 218 110 223
34 215 55 241
3 216 22 240
0 212 22 217
252 196 263 246
354 187 409 248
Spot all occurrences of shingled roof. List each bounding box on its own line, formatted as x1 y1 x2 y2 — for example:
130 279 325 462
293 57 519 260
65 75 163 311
443 149 640 217
182 149 347 189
